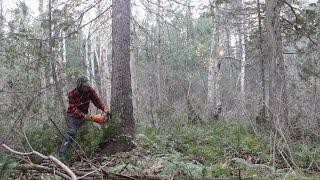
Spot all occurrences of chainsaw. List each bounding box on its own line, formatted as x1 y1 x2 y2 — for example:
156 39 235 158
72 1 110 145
88 112 112 124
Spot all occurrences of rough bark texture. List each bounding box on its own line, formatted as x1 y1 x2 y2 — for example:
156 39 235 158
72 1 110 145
266 0 289 129
256 0 267 125
111 0 134 137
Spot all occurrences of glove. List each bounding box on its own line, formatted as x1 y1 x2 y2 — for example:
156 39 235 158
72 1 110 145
103 107 112 121
103 107 111 114
83 114 93 121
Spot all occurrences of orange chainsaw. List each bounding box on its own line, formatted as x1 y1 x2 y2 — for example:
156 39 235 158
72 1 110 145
88 112 111 124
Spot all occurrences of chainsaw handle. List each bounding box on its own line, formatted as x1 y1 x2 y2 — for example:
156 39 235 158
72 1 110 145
103 111 112 122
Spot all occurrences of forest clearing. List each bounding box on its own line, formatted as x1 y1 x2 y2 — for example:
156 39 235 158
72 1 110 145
0 0 319 179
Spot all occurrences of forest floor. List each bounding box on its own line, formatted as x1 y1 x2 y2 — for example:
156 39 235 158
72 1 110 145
0 119 319 179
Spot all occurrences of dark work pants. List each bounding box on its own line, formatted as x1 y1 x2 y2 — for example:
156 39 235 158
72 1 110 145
60 116 87 156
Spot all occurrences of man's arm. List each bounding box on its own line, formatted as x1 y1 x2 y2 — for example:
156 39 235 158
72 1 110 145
68 93 85 118
89 88 107 110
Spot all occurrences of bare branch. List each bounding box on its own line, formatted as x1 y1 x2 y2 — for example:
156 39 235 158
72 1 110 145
2 144 77 179
0 163 72 180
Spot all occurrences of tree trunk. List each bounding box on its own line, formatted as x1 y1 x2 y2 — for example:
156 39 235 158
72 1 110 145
155 0 165 112
48 0 67 121
207 1 222 120
94 38 102 96
266 0 289 130
130 34 138 112
256 0 267 125
62 31 67 63
85 33 90 78
37 0 48 124
184 1 200 123
111 0 134 137
90 35 96 85
239 0 246 101
102 30 111 106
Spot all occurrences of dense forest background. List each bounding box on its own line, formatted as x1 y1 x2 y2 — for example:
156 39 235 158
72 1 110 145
0 0 319 179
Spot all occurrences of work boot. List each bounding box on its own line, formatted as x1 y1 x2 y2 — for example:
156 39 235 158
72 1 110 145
60 141 69 163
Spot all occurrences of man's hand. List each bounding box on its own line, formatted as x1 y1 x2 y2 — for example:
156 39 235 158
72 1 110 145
104 107 111 114
103 107 112 121
84 114 93 121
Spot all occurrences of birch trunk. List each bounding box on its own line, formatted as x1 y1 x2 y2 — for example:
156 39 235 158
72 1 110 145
207 1 221 119
85 33 90 78
94 2 102 96
102 31 111 106
62 31 67 63
90 35 95 86
94 37 102 95
239 0 246 101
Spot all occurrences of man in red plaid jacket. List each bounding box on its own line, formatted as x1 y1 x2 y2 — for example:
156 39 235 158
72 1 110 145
60 76 110 161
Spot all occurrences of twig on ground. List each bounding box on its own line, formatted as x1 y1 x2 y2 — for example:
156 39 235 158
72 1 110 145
77 158 114 179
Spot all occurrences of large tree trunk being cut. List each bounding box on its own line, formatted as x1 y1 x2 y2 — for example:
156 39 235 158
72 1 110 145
111 0 134 137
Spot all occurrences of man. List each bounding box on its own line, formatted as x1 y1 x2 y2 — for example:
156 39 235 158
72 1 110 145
60 76 110 161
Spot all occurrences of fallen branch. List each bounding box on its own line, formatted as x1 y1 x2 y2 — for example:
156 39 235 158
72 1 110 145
2 144 77 179
0 163 72 179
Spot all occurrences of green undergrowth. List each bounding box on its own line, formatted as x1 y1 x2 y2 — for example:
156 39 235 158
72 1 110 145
131 119 320 178
0 155 16 179
22 121 106 160
3 118 319 179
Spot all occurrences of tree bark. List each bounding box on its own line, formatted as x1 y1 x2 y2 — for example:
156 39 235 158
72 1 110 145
90 34 96 85
102 30 111 106
155 0 165 111
62 31 67 63
111 0 134 137
256 0 267 125
266 0 289 130
207 1 222 120
85 32 90 78
239 0 246 102
130 32 138 112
